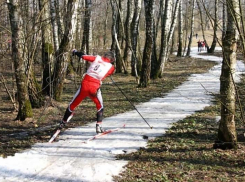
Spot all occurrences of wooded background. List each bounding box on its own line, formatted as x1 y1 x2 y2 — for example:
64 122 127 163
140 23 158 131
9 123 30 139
0 0 244 148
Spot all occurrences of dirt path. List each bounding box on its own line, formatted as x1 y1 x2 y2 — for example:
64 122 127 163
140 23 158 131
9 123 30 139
0 48 244 182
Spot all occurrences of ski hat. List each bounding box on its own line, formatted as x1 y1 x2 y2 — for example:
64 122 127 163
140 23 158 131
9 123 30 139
104 51 115 63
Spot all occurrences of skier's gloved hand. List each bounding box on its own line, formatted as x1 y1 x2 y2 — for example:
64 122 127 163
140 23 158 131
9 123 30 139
72 49 77 56
76 51 85 58
72 49 85 58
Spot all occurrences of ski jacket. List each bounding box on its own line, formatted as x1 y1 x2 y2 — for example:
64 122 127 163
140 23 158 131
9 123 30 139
81 55 115 84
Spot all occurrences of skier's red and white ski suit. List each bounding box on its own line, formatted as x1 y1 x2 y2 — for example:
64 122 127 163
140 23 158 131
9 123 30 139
68 55 115 115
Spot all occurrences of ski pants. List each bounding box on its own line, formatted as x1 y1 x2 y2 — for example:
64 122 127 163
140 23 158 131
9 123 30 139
68 79 104 121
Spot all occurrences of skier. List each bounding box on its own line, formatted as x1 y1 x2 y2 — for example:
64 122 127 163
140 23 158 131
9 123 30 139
60 50 116 133
197 40 202 52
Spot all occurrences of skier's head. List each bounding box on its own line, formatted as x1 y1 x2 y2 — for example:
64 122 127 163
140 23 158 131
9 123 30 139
103 51 115 63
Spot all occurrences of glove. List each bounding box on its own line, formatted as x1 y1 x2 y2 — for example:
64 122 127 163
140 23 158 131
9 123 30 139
72 49 77 56
75 52 85 58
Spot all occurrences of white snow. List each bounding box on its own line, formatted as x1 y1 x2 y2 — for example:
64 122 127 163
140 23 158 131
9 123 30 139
0 47 244 182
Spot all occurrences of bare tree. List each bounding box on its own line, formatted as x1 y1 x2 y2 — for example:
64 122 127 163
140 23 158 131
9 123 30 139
52 0 77 101
110 0 117 52
197 0 209 50
114 0 127 74
139 0 155 87
103 1 109 49
151 0 164 79
207 0 218 53
216 0 240 149
131 0 142 78
156 0 180 77
186 0 195 56
40 0 53 96
177 0 183 57
54 0 64 42
157 0 173 78
50 0 59 52
7 0 33 120
123 0 133 67
81 0 92 54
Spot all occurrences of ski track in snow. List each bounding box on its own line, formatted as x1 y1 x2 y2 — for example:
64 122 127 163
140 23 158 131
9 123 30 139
0 47 244 182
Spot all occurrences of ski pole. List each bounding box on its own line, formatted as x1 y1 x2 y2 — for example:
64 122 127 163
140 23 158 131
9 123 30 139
110 76 153 129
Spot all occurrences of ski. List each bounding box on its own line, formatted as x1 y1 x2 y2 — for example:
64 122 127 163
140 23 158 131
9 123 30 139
48 114 74 143
82 124 126 144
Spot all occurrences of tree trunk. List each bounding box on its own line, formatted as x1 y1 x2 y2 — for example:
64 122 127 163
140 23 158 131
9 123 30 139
216 0 240 150
207 0 217 53
131 0 142 78
54 0 64 42
186 0 195 56
81 0 92 54
156 0 179 77
196 0 209 50
151 0 164 79
40 0 53 96
139 0 155 87
123 0 133 67
52 0 77 101
50 0 59 52
222 0 226 41
177 0 183 57
167 0 180 54
157 0 172 77
114 0 127 74
103 1 109 49
110 0 117 52
7 0 33 120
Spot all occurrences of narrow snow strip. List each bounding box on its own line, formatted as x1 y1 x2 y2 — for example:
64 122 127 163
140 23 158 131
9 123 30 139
0 47 244 182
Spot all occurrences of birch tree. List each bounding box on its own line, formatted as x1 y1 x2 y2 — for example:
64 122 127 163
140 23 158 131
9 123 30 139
7 0 33 120
50 0 59 52
151 0 164 79
81 0 92 54
207 0 218 53
52 0 77 101
156 0 172 78
156 0 180 77
177 0 183 57
22 0 44 108
216 0 240 149
110 0 117 52
186 0 195 56
103 1 109 49
131 0 142 77
40 0 53 96
139 0 155 87
54 0 64 42
114 0 127 74
123 0 133 66
222 0 226 40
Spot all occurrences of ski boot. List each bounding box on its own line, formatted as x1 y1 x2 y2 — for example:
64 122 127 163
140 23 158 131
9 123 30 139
59 120 67 129
96 124 105 134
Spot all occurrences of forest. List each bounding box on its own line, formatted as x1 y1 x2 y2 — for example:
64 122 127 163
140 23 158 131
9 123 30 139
1 0 245 181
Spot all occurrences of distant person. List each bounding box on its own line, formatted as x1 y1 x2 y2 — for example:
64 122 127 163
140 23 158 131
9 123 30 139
202 41 206 51
197 40 202 52
195 33 198 39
